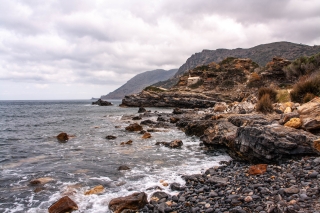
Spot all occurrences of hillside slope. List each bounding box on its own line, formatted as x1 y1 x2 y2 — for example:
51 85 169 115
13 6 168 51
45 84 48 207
101 69 177 99
155 42 320 88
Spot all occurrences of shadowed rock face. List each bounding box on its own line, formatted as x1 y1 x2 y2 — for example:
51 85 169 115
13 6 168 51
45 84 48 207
108 192 148 213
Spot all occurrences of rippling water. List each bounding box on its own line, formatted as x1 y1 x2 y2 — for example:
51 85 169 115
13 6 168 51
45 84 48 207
0 100 230 213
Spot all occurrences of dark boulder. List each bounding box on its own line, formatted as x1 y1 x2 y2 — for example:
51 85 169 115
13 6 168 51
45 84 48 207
125 123 143 131
118 165 130 171
155 140 183 148
92 99 112 106
184 120 217 137
109 192 148 213
106 135 117 140
57 133 69 142
48 196 78 213
138 107 147 113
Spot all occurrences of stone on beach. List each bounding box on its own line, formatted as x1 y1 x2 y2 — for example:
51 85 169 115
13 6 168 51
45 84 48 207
284 117 302 129
248 164 267 175
48 196 78 213
108 192 148 213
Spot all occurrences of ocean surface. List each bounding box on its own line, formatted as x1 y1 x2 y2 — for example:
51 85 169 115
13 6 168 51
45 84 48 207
0 100 231 213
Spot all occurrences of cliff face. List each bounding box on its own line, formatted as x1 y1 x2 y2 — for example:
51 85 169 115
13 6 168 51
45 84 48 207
156 42 320 88
101 69 177 99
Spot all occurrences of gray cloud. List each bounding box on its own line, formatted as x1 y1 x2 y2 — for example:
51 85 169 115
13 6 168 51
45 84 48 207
0 0 319 99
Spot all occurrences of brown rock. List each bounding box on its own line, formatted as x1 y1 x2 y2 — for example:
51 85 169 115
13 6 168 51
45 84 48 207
244 196 253 202
284 118 302 129
48 196 78 213
120 140 133 145
314 139 320 152
298 97 320 130
118 165 130 171
142 133 151 139
284 186 300 194
30 177 54 185
284 106 292 113
214 102 227 112
169 140 183 148
248 164 267 175
125 123 143 131
84 185 104 195
57 133 69 142
108 192 148 213
106 135 117 140
162 182 168 187
170 117 180 123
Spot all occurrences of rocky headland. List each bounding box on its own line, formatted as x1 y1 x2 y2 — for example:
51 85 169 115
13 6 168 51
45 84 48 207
101 52 320 213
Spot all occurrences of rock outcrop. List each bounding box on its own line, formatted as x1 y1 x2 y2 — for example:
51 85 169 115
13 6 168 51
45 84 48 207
92 99 112 106
298 97 320 131
108 192 148 213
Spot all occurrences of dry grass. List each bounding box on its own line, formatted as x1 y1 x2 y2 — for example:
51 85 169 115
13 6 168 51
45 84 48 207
290 76 320 103
258 87 277 102
256 94 273 113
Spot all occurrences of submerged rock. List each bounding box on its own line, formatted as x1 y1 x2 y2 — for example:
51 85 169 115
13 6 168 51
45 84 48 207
48 196 78 213
30 177 54 185
142 132 151 139
84 185 104 195
92 99 112 106
125 123 143 131
108 192 148 213
106 135 117 140
138 107 147 113
57 133 69 142
118 165 130 171
155 140 183 148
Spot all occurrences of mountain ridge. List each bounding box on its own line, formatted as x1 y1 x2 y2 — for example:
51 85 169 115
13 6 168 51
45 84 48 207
101 69 177 99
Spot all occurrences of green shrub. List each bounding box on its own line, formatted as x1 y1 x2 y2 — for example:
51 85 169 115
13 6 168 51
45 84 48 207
188 80 203 89
144 86 165 92
221 80 234 88
258 87 277 102
256 94 273 114
290 76 320 103
277 90 291 103
247 72 261 88
219 57 236 66
195 65 209 71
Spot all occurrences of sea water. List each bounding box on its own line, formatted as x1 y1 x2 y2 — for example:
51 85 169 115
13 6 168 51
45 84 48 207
0 100 231 213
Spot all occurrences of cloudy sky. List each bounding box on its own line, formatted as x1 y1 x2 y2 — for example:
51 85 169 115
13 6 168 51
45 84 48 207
0 0 319 100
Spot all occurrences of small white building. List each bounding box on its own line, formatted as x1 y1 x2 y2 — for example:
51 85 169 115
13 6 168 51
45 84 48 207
187 75 201 86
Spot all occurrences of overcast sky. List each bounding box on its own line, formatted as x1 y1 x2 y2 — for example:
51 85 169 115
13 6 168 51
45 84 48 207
0 0 319 100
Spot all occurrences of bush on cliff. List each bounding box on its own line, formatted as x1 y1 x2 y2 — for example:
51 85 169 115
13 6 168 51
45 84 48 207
144 86 165 92
290 76 320 103
256 94 273 113
258 87 277 102
247 72 262 88
188 79 203 89
284 52 320 79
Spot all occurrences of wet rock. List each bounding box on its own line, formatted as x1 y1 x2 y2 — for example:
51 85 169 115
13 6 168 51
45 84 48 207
92 99 112 106
125 123 143 131
109 192 148 213
142 132 152 139
106 135 117 140
30 177 54 185
284 118 302 129
151 191 169 200
200 120 237 147
248 164 267 175
207 176 228 185
170 183 185 191
185 120 217 137
173 108 183 114
155 140 183 148
84 185 104 195
170 117 180 123
118 165 130 171
48 196 78 213
138 107 147 113
132 116 142 120
140 119 157 126
298 97 320 130
120 140 132 145
57 133 69 142
146 186 163 191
